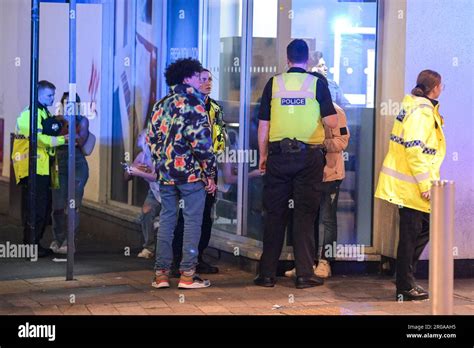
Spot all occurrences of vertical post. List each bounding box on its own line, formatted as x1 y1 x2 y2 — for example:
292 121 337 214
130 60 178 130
236 0 253 237
28 0 40 246
66 0 77 281
429 180 455 315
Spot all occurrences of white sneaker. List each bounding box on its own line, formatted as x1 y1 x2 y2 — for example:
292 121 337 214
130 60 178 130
50 240 68 254
284 267 296 278
152 270 170 289
314 260 331 278
137 248 154 259
284 265 317 278
56 243 68 255
49 241 59 254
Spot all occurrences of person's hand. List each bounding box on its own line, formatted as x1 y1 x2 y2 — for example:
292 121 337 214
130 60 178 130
259 156 267 175
128 166 141 176
63 134 69 143
136 164 152 173
422 191 431 200
249 169 261 178
205 177 217 195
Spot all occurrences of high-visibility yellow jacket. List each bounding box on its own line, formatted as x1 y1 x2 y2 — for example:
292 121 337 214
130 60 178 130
207 98 227 155
375 95 446 213
270 72 324 144
11 106 66 184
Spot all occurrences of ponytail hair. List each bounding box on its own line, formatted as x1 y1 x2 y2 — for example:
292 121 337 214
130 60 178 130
411 69 441 97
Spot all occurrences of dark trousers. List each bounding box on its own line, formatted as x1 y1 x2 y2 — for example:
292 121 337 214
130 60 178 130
259 147 325 278
314 180 342 261
396 207 430 291
20 175 51 244
172 190 216 263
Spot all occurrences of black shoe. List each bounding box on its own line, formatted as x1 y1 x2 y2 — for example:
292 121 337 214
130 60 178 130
396 288 429 301
295 276 324 289
254 275 276 287
37 245 53 258
196 261 219 274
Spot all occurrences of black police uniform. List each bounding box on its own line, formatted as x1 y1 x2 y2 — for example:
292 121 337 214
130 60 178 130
257 68 336 285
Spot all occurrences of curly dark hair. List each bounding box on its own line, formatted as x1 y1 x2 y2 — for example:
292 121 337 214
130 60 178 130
164 58 203 87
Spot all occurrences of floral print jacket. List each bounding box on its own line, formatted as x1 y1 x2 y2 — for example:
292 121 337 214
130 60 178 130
146 84 216 185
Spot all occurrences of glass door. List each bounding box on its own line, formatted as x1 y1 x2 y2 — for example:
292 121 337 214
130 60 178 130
202 0 244 235
246 0 378 247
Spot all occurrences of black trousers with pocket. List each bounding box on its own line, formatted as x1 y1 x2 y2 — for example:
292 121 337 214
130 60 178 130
396 206 430 291
259 145 325 279
20 175 51 245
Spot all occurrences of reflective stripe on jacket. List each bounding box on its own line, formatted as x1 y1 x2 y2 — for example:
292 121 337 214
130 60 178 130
11 106 66 183
270 73 324 144
375 95 446 213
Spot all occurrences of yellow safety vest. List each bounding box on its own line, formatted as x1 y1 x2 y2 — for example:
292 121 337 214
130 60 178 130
375 95 446 213
208 99 227 155
270 72 324 144
11 106 66 184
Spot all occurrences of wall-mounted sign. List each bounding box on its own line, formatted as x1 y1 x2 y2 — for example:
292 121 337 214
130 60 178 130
167 0 199 65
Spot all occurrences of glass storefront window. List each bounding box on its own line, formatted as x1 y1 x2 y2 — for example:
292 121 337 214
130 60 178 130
107 0 377 250
245 0 378 246
203 0 243 235
110 0 159 207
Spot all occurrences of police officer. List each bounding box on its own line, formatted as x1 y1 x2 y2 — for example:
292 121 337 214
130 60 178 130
255 39 338 289
11 80 68 257
375 70 446 301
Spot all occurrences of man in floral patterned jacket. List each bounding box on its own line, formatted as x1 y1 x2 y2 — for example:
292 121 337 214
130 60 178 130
146 58 217 289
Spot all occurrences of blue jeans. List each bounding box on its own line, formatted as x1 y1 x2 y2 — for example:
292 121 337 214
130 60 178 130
140 189 161 252
52 147 89 245
155 182 206 272
315 180 342 262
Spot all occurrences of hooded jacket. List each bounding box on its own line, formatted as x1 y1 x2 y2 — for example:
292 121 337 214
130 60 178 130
147 84 216 185
375 95 446 213
323 103 350 182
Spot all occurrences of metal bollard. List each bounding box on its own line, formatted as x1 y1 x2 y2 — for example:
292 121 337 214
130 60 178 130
429 180 455 315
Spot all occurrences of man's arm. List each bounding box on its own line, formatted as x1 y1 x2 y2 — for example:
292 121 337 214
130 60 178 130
323 115 338 129
316 79 338 129
258 78 273 122
324 104 350 153
403 109 435 196
34 117 67 148
183 102 216 180
258 120 270 174
257 78 273 175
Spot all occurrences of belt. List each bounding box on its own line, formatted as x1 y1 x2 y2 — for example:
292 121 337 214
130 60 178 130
268 139 325 155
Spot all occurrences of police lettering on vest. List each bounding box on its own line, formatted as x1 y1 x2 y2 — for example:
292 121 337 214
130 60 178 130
270 72 324 145
281 98 306 106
